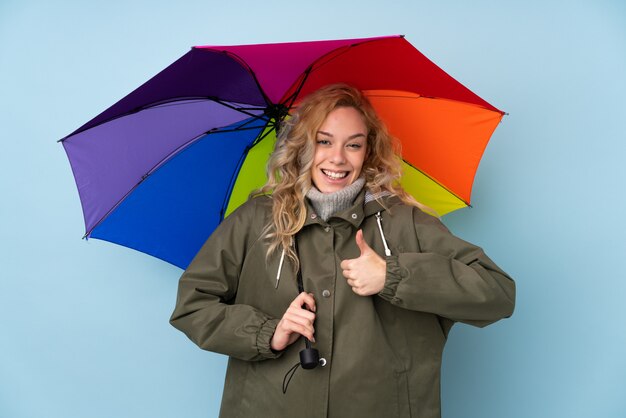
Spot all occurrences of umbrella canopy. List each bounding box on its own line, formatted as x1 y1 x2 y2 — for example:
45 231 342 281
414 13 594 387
61 35 504 269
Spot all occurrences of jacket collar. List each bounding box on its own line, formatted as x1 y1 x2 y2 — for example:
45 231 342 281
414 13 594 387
303 188 396 228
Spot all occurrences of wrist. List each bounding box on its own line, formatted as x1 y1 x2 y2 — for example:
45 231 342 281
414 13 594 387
257 318 283 359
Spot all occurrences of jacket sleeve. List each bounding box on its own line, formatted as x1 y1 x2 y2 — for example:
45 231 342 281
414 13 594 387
378 207 515 327
169 199 282 361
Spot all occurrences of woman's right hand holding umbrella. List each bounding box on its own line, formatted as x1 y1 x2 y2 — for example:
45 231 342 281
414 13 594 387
270 292 317 351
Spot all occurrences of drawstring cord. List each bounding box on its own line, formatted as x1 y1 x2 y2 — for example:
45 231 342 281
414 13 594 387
375 212 392 256
275 248 286 289
282 361 301 394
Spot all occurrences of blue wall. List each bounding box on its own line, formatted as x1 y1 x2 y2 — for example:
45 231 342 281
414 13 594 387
1 1 625 417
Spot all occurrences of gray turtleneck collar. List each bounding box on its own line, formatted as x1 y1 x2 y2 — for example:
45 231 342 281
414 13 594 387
306 178 366 221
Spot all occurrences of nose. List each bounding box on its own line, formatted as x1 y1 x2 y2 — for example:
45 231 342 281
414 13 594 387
329 145 346 164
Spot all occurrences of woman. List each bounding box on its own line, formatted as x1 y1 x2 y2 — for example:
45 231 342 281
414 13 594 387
170 84 515 418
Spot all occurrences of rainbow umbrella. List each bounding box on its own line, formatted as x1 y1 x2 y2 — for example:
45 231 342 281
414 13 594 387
60 35 504 269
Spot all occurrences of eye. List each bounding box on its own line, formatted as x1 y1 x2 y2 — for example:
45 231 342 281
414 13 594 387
316 139 331 145
347 143 363 149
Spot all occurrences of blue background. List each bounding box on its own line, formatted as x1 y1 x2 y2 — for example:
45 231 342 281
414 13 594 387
1 1 625 417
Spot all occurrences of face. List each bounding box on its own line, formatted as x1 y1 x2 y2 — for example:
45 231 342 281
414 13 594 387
311 106 368 194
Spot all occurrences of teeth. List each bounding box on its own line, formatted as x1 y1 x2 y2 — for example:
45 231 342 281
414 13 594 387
322 169 348 180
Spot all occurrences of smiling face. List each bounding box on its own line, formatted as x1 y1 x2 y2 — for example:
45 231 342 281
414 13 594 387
311 106 368 194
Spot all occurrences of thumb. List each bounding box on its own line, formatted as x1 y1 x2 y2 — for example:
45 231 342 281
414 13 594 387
355 229 373 256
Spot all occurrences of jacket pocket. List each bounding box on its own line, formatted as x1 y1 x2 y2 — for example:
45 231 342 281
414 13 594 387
395 369 412 417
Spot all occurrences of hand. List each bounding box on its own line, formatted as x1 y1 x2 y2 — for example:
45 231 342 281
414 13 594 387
270 292 316 352
340 229 387 296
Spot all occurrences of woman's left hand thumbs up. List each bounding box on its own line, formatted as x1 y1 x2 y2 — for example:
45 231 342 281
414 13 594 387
340 229 387 296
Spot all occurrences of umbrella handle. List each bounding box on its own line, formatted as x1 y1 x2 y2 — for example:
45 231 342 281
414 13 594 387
294 238 320 370
299 345 320 370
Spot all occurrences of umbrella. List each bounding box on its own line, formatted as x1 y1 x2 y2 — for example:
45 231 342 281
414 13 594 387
60 35 504 269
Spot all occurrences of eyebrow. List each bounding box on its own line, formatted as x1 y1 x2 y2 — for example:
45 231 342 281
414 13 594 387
317 130 367 140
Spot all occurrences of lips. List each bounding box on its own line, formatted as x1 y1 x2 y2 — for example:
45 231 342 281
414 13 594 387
321 169 349 180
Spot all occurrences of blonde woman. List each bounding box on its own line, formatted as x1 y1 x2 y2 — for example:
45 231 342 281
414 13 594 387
171 84 515 418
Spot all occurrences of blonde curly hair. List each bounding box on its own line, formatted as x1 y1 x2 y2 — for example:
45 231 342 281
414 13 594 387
255 83 422 267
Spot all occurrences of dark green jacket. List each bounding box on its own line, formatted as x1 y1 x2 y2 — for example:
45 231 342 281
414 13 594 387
170 191 515 417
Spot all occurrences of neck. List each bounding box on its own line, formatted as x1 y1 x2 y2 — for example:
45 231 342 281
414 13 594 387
306 178 366 221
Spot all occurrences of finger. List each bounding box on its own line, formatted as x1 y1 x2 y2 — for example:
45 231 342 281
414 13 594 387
302 292 317 312
282 318 316 342
291 292 316 312
346 276 359 287
355 229 372 256
280 314 314 331
282 317 315 341
351 285 364 296
286 306 316 323
340 259 354 270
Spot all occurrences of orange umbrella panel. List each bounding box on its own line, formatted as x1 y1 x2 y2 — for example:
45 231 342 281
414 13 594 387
366 90 504 213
